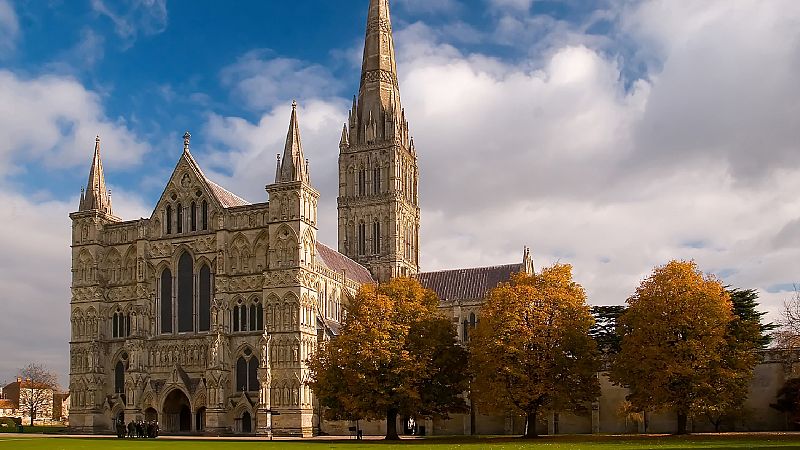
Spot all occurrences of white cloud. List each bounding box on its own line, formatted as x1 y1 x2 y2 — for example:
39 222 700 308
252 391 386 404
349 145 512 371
220 51 343 112
0 70 150 176
0 0 19 57
91 0 168 46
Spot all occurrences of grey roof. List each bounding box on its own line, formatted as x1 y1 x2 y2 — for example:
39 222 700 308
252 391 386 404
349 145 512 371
204 178 250 208
315 242 375 284
417 263 524 301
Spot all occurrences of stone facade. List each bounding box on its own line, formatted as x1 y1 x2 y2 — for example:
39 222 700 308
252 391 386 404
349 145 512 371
69 109 371 436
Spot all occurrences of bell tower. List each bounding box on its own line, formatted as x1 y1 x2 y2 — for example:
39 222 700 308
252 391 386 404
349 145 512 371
338 0 420 282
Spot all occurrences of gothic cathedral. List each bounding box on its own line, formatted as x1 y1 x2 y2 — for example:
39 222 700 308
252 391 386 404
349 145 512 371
68 0 531 437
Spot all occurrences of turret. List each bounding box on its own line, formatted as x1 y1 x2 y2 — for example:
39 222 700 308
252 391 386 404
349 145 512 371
79 136 113 215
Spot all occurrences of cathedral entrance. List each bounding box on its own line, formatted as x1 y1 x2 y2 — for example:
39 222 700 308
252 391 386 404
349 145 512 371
144 408 158 422
241 411 252 433
162 390 192 433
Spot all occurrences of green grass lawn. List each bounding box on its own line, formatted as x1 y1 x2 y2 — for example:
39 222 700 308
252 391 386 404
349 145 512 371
1 435 800 450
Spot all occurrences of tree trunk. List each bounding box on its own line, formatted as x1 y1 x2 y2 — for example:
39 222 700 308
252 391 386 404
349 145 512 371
523 408 538 438
676 412 688 435
385 408 400 440
30 410 35 427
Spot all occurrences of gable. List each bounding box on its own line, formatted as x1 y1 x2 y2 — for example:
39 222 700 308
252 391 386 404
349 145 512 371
150 151 250 222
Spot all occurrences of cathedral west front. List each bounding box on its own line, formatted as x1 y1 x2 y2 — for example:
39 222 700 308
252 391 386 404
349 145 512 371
68 0 424 436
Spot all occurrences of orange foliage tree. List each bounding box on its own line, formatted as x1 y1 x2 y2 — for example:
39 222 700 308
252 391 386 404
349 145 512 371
307 277 468 440
610 260 754 434
470 265 601 438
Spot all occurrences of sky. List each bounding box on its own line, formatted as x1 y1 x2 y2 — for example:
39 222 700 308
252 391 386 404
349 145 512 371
0 0 799 387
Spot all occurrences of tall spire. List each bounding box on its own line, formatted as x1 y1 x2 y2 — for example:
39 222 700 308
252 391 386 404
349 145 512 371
350 0 405 145
277 101 309 183
79 135 113 214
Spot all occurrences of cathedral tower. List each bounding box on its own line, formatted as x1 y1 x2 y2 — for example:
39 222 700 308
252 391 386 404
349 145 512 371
338 0 420 281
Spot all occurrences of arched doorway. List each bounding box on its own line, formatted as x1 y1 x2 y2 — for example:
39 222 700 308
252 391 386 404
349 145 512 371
162 390 192 432
241 411 252 433
144 408 158 422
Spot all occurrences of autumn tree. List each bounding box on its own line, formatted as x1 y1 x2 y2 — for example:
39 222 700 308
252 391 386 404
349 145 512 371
17 363 59 426
470 265 601 438
611 260 759 434
307 278 468 440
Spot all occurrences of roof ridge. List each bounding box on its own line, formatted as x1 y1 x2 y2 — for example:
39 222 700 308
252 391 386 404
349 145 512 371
418 262 522 275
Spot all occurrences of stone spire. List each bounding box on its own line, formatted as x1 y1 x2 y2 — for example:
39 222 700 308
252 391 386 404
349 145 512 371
523 246 535 275
276 101 309 183
346 0 408 146
79 135 113 214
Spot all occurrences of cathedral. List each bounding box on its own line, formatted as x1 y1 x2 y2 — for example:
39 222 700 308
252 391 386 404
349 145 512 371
69 0 790 437
68 0 454 436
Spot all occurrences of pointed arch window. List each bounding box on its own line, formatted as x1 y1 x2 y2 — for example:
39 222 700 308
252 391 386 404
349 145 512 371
236 350 260 392
358 169 366 196
198 264 212 332
191 202 197 232
166 205 173 235
177 252 193 333
233 299 263 333
160 269 173 333
176 203 183 234
112 309 130 339
372 219 381 254
373 167 381 194
202 200 209 231
358 221 366 256
114 359 125 394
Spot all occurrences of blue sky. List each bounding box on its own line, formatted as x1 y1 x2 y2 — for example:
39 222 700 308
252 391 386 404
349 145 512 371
1 0 800 385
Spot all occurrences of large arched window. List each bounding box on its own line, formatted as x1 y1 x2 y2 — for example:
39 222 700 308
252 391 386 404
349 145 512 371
199 264 211 332
165 205 173 235
178 253 193 333
235 350 260 392
160 269 173 333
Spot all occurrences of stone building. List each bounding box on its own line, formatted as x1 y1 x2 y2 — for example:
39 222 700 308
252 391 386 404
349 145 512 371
69 0 792 437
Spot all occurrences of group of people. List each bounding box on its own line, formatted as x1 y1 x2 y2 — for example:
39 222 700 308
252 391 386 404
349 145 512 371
115 418 159 439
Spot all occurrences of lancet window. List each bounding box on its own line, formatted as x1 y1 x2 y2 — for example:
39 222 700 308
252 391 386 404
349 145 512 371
232 299 263 333
235 349 260 392
112 309 131 339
